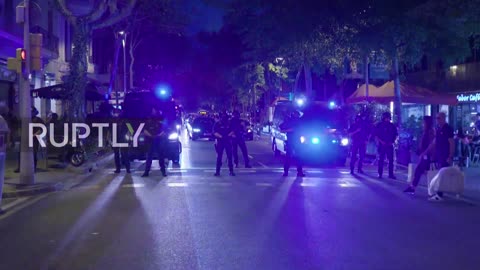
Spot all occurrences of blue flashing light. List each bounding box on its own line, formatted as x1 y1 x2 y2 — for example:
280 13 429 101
311 137 320 144
155 85 171 99
329 101 336 108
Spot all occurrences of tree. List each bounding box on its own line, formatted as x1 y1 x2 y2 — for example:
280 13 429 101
123 0 187 89
55 0 136 120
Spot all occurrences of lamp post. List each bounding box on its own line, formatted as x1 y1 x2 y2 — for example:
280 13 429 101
119 31 127 107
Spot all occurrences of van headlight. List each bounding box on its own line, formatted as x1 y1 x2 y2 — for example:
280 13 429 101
168 132 179 140
341 138 349 146
300 136 306 144
193 128 201 133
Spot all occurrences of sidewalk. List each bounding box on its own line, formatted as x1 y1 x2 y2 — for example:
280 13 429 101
2 149 114 199
363 162 480 201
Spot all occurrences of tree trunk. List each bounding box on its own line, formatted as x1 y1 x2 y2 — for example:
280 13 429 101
293 64 303 96
67 21 89 121
393 53 402 126
304 61 312 99
364 54 369 100
129 41 135 89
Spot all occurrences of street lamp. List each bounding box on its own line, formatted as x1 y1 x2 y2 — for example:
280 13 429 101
118 30 127 107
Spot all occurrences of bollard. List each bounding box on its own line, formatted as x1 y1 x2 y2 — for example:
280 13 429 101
0 115 10 213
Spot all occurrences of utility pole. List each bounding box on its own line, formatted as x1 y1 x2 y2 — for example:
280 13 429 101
122 33 127 97
19 0 35 184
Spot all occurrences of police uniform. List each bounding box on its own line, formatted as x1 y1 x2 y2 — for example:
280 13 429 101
280 115 304 176
213 116 234 176
142 116 167 177
375 118 398 178
230 115 251 168
112 113 131 173
349 118 367 173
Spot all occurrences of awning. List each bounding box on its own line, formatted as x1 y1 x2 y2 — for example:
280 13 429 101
346 81 458 105
32 83 106 101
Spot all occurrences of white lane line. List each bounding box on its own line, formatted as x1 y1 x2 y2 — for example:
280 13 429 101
167 182 188 187
204 170 216 173
256 183 273 187
300 183 317 187
0 197 29 211
0 193 51 220
210 182 233 186
169 169 188 173
257 161 269 168
122 183 145 188
248 155 254 159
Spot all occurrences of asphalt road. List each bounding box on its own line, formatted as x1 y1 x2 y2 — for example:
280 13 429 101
0 131 479 270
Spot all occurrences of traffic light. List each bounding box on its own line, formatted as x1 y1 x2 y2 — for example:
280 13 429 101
7 48 26 73
30 33 42 71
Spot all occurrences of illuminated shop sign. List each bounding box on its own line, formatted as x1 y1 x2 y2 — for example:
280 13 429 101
456 93 480 102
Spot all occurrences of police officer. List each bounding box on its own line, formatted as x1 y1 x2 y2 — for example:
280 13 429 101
230 111 251 168
280 110 305 177
112 111 131 174
349 114 367 174
375 112 398 179
213 112 235 176
142 107 167 177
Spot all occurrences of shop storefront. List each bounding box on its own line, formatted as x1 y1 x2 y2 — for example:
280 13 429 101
453 91 480 135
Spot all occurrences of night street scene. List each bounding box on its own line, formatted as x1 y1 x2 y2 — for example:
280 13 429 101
1 0 480 269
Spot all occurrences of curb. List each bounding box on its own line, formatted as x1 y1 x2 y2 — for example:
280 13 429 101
2 182 62 199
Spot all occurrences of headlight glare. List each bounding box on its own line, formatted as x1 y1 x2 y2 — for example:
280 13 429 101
341 138 349 146
168 133 179 140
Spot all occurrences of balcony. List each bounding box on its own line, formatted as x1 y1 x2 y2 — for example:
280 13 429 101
30 25 59 59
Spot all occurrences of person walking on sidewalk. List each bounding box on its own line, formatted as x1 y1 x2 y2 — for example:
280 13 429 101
417 112 455 201
349 114 367 174
404 116 435 193
213 112 235 176
375 112 398 179
230 111 251 168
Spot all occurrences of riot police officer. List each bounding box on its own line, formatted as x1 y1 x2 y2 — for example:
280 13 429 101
280 110 305 177
213 112 235 176
375 112 398 179
112 111 131 173
142 107 167 177
349 114 367 174
230 111 251 168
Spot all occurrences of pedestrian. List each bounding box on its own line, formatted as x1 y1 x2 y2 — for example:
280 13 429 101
374 112 398 179
142 107 167 177
15 106 44 173
418 112 455 201
230 111 252 168
349 114 367 174
404 116 435 193
213 112 235 176
112 111 131 174
280 110 305 177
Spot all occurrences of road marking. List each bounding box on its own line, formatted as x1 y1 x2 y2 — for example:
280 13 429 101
256 183 273 187
0 197 29 212
248 155 254 159
210 182 233 186
169 169 188 173
300 183 317 187
0 193 51 220
257 161 269 168
167 182 188 187
122 183 145 188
